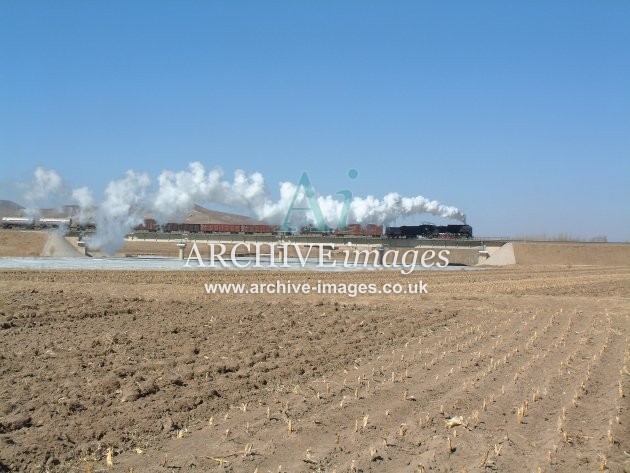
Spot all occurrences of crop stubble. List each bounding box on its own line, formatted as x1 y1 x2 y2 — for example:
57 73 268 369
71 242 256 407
0 267 628 472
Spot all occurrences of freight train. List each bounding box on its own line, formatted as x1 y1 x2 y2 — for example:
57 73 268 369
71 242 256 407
299 223 383 237
2 217 72 228
385 224 473 239
135 219 472 239
135 220 384 237
135 220 280 235
1 215 472 239
1 216 94 230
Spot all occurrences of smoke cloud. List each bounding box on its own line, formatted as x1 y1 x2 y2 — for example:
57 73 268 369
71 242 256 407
71 187 95 223
151 163 466 226
152 163 268 219
88 171 151 255
25 167 63 202
21 162 466 254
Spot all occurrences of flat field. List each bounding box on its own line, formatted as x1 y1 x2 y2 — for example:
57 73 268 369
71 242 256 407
0 230 47 257
0 267 628 472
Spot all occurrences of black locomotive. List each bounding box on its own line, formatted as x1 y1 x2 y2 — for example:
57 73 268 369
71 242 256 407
385 224 473 239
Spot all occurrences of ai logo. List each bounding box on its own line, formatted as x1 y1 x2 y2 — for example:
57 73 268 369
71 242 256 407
280 169 359 233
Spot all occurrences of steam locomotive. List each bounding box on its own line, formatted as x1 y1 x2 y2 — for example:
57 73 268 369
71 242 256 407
136 219 472 239
385 224 473 239
2 215 473 240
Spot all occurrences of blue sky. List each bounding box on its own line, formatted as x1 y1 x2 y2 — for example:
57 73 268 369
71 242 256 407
1 1 629 240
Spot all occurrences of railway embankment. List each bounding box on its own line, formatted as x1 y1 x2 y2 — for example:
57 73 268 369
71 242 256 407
483 241 630 266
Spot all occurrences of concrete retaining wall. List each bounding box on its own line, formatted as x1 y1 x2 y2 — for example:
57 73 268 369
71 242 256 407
482 242 630 266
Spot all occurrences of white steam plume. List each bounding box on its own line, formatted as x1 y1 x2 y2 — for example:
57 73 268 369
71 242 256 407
21 166 66 218
71 186 95 223
71 187 94 208
22 162 466 254
25 167 63 202
87 171 151 255
348 193 465 224
153 162 268 219
153 163 466 225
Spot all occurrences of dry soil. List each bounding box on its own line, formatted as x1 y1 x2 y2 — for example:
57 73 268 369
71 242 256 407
0 267 628 472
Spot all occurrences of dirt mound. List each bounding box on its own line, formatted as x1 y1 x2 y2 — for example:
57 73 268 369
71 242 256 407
481 242 516 266
40 232 82 257
0 230 47 257
0 267 628 472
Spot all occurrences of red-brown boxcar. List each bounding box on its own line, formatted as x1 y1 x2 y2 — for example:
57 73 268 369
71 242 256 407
334 224 361 235
201 224 242 233
201 224 220 233
242 224 274 234
364 224 383 237
144 219 158 232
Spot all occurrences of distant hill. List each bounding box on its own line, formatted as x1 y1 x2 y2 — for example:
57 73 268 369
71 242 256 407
0 201 82 219
39 205 81 218
0 199 259 225
141 204 261 224
182 204 260 225
0 200 25 217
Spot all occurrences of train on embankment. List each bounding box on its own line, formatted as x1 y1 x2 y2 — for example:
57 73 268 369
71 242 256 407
133 219 473 239
385 224 473 239
2 216 473 239
1 217 95 231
